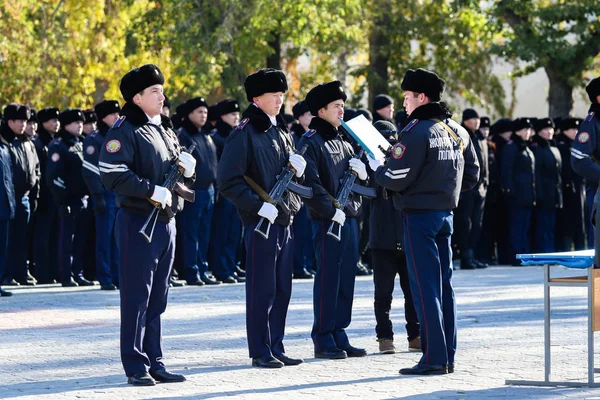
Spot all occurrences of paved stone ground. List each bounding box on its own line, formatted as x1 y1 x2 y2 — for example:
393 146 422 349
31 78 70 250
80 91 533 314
2 265 600 399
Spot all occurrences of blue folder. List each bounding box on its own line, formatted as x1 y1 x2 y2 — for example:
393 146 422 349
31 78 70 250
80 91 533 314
517 249 595 269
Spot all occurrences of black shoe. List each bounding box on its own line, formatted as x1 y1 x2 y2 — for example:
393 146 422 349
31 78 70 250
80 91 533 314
234 266 246 278
274 353 303 366
315 347 347 359
186 279 205 286
251 355 284 368
233 274 245 283
37 279 57 284
27 272 37 283
341 345 367 357
62 279 79 287
150 368 186 383
399 363 448 375
75 278 95 286
474 259 488 269
127 371 156 386
216 276 237 284
2 279 20 286
460 260 476 270
17 279 35 286
100 283 117 291
0 288 12 297
200 273 221 285
356 266 370 276
447 363 455 373
169 279 186 287
293 268 314 279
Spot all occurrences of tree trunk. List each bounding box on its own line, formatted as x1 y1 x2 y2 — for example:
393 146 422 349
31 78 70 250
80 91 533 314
368 11 390 110
545 67 573 118
266 32 281 70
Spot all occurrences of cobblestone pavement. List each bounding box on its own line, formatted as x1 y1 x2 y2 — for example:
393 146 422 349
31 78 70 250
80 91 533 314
2 265 600 399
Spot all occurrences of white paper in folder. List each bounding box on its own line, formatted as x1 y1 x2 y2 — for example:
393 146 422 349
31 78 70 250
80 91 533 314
340 115 392 161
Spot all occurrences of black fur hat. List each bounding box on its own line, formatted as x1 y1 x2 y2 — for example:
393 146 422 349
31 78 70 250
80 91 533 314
292 100 310 119
95 100 121 120
183 97 209 116
462 108 479 121
119 64 165 103
59 108 85 126
560 117 580 131
586 76 600 103
305 81 347 116
216 99 240 118
373 94 393 111
401 68 446 102
244 68 288 102
480 116 490 128
512 117 533 132
491 118 513 135
37 107 60 123
534 117 554 132
28 108 37 122
3 104 30 121
83 110 97 124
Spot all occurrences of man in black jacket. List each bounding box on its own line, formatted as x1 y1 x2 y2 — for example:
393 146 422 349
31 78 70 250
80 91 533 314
217 68 307 369
369 68 479 375
100 64 195 385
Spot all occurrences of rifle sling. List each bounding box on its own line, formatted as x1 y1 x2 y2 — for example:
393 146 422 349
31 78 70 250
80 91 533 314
244 175 275 204
432 118 464 152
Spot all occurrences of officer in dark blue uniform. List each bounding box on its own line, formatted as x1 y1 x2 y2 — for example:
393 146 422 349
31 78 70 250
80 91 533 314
47 109 95 287
571 76 600 265
33 107 60 284
177 96 220 285
368 120 420 355
556 118 586 250
1 104 40 286
81 109 98 280
82 110 97 136
0 116 16 297
501 118 535 264
100 64 195 385
210 99 245 283
82 100 121 290
530 118 562 253
369 68 479 375
297 80 369 360
372 94 394 124
217 68 307 369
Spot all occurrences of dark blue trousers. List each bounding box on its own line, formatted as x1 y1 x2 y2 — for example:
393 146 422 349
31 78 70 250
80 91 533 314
292 204 314 273
403 210 456 366
115 209 175 376
58 198 88 283
243 221 293 359
311 218 359 351
587 184 596 248
178 187 214 281
534 209 556 253
455 190 485 262
94 191 119 286
508 206 532 263
33 198 59 283
0 220 9 285
5 195 30 282
209 196 242 279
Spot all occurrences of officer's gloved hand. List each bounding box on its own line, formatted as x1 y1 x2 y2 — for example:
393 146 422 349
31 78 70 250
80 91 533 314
59 205 71 218
288 153 307 178
332 209 346 226
367 156 383 172
258 202 278 224
177 152 196 178
92 194 107 215
150 186 172 209
349 158 368 180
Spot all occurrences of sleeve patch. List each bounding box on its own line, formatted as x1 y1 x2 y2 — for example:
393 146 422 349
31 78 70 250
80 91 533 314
85 145 96 155
577 132 590 143
235 118 250 130
105 139 122 154
303 129 317 138
391 143 406 160
51 153 60 162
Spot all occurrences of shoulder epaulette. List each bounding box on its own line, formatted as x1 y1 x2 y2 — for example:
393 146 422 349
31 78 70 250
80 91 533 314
112 116 126 129
303 129 317 138
585 112 595 123
235 118 250 131
401 119 419 133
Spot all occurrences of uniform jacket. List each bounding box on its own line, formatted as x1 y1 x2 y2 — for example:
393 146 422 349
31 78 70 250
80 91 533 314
555 133 585 203
374 102 480 211
501 134 536 207
462 125 489 198
217 104 301 227
47 130 89 206
178 119 218 190
530 134 563 210
0 123 40 200
571 103 600 183
99 103 194 222
297 117 364 220
0 135 16 220
34 127 56 210
213 119 232 161
82 121 110 197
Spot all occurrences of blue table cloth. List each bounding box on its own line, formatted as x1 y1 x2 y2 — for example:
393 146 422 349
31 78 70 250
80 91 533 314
517 249 595 269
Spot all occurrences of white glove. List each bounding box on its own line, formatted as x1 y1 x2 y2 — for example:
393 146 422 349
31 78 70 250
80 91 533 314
258 202 278 224
332 209 346 226
151 186 172 209
289 153 307 178
349 157 368 180
177 152 196 178
368 156 383 172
